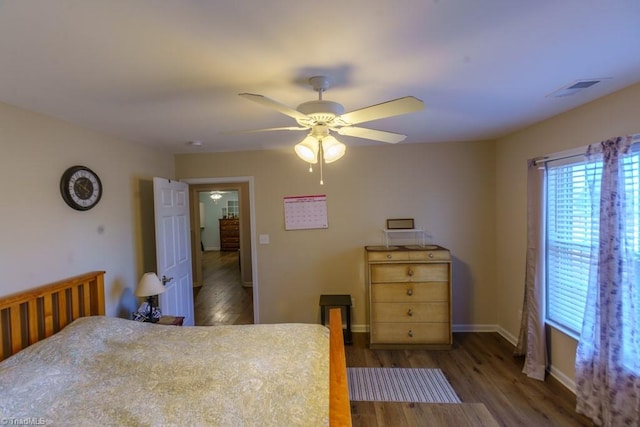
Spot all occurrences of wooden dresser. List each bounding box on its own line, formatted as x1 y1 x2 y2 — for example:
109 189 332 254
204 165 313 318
219 218 240 251
366 245 452 349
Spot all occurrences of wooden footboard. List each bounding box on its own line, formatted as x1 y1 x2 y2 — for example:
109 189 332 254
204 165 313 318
0 271 105 361
329 307 352 426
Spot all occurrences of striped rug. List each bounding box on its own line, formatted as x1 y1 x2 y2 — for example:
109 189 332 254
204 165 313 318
347 367 461 403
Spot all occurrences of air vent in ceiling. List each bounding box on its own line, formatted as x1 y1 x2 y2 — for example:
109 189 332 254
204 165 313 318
546 78 609 98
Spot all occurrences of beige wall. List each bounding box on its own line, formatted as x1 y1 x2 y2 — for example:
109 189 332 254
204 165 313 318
176 140 497 326
0 102 174 317
495 82 640 386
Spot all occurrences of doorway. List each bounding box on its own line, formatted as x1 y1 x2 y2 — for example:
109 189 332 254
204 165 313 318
185 178 258 325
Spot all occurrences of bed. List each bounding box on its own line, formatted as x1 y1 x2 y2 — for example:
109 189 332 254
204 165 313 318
0 271 351 426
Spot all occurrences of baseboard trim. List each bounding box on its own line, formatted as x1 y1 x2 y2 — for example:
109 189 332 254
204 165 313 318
496 326 518 346
548 365 576 394
453 323 500 333
352 324 368 333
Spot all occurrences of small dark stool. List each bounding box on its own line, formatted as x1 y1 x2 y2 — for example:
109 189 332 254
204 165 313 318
319 294 352 344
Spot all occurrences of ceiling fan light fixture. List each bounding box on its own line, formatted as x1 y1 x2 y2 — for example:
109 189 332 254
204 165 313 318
321 135 346 163
238 75 424 184
294 135 319 163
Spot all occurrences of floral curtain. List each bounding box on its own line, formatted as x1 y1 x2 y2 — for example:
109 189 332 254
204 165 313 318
515 160 547 381
575 135 639 426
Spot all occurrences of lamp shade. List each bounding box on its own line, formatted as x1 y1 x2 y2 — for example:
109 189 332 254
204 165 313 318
294 135 319 163
135 273 166 297
321 135 346 163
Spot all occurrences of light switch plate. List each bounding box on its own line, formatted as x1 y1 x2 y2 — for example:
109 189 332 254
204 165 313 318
259 234 270 244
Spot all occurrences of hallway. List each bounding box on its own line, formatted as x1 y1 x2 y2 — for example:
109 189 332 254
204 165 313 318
193 251 254 325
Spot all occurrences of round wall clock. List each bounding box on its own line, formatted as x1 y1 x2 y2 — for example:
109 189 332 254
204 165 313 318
60 165 103 211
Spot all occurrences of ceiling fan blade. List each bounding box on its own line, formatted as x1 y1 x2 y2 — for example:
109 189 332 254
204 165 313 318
337 126 407 144
223 126 308 135
339 96 423 125
239 93 309 121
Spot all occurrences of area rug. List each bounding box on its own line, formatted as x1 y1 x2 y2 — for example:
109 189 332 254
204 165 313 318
347 367 461 403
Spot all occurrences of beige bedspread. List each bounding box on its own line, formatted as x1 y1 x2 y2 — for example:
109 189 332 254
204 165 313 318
0 316 329 426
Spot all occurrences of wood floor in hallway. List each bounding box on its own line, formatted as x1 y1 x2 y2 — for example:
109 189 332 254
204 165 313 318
193 250 253 326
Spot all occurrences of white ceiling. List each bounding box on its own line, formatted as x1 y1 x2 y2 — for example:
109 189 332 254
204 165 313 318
1 1 639 154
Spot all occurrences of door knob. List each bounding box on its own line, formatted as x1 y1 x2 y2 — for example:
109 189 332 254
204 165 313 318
161 275 174 285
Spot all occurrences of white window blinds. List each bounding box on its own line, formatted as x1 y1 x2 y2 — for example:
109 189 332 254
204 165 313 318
546 158 600 334
545 142 640 336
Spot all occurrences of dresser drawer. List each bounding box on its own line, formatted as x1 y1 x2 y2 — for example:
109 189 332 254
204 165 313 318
370 263 449 283
371 282 449 303
408 250 450 261
371 302 449 323
220 224 239 231
367 251 410 262
371 322 450 344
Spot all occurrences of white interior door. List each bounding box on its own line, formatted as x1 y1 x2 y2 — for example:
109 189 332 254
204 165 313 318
153 177 195 326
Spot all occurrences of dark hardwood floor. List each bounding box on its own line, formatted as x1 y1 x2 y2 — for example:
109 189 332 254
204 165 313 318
193 250 253 326
346 332 594 427
192 252 592 426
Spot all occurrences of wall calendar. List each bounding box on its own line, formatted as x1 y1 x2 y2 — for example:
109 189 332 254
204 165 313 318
284 194 328 230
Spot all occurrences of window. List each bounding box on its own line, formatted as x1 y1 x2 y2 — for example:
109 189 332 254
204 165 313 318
545 146 640 336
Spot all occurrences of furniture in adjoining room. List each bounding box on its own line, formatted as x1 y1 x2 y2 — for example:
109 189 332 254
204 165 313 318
366 245 452 349
0 272 351 426
219 217 240 251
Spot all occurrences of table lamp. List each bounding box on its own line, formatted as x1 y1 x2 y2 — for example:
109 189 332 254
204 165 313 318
135 272 166 323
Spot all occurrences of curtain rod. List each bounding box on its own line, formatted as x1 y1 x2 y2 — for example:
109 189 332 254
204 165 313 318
533 133 639 166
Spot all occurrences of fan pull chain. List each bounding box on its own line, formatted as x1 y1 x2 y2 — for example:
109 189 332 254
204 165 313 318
319 140 324 185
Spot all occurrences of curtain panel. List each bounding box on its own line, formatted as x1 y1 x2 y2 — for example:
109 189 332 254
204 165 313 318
515 160 547 381
575 135 639 426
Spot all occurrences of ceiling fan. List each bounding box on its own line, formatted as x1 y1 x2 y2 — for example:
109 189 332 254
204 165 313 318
237 76 424 183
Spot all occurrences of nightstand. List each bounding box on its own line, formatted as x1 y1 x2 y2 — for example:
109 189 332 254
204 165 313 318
157 316 185 326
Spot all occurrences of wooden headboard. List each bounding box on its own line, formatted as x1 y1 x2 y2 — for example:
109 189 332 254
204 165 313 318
0 271 105 361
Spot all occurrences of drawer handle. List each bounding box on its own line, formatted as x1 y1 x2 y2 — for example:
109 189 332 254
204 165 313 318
407 309 413 317
408 330 414 338
407 270 414 277
386 254 392 259
407 289 413 296
428 252 434 258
